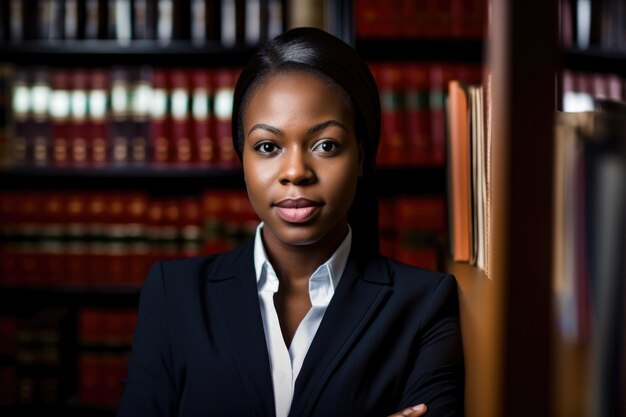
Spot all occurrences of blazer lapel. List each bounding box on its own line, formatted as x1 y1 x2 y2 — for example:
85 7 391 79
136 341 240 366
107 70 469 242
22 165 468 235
204 240 275 416
290 255 392 417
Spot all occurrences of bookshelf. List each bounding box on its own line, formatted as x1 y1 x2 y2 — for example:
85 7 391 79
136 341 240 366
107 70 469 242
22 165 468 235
6 0 621 416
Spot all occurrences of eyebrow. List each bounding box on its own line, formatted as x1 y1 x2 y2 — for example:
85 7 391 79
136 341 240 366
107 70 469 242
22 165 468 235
247 120 349 137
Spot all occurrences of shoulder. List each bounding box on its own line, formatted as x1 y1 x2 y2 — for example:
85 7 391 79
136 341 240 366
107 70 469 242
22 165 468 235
372 255 456 291
144 238 254 294
364 256 459 321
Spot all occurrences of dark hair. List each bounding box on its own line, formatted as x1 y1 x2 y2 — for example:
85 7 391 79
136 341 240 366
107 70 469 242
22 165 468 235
232 27 382 263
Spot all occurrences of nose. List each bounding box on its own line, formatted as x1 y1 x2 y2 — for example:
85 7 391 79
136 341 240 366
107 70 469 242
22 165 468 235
279 148 316 186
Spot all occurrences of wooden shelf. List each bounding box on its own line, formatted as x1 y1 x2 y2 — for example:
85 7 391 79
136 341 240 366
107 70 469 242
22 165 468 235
356 38 484 63
0 40 256 67
563 47 626 75
0 285 141 311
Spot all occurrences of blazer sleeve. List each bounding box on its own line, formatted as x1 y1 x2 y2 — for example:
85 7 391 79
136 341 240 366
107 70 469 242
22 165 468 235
398 274 465 417
117 261 178 417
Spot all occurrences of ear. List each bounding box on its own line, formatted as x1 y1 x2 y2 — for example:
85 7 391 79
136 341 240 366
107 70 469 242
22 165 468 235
358 140 365 177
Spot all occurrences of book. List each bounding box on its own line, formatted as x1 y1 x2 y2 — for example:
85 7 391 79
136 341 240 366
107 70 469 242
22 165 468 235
69 68 89 165
404 63 432 165
446 80 471 262
169 68 193 165
30 67 52 166
150 68 171 164
87 68 110 165
129 66 152 164
375 63 407 166
50 68 72 165
109 66 132 165
212 67 239 167
191 68 215 165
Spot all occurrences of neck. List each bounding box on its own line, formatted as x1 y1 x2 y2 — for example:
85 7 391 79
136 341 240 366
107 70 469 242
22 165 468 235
262 223 348 285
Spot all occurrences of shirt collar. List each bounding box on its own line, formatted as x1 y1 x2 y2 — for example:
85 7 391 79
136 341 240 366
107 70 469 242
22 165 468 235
253 222 352 300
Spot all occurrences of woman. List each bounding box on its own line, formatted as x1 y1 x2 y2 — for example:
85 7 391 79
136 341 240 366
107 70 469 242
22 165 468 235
117 27 464 417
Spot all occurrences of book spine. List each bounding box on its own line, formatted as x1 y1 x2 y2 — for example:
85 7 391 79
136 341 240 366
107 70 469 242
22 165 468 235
87 68 110 165
212 68 239 168
109 67 131 165
404 63 432 166
50 68 72 166
10 69 31 166
157 0 174 45
129 66 152 164
65 0 79 40
150 68 171 164
377 63 407 166
169 69 193 165
191 68 214 165
69 69 89 166
30 67 53 167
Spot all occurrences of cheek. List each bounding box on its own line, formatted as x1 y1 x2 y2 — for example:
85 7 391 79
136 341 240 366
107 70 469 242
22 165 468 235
243 155 273 206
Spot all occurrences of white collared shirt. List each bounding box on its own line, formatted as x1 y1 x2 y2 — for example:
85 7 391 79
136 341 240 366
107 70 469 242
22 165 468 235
253 222 352 417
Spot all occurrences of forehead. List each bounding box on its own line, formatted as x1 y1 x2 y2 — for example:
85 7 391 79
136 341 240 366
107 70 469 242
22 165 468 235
243 71 353 124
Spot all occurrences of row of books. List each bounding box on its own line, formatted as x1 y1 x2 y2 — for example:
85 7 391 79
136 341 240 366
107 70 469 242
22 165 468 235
553 106 626 417
0 308 133 408
356 0 487 39
370 62 483 166
5 66 241 168
0 309 69 406
0 189 257 286
0 189 449 286
561 69 626 112
378 195 447 271
77 308 134 407
1 63 484 169
560 0 626 51
78 308 137 347
0 0 285 47
78 352 128 407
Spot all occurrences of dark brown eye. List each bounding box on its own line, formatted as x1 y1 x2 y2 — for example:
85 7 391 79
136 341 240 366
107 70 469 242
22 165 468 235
254 142 279 154
313 140 340 154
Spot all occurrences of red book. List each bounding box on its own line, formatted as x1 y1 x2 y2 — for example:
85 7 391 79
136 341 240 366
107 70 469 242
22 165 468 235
191 68 215 165
169 68 193 165
404 63 432 165
355 0 399 38
429 64 456 166
30 67 52 166
64 193 90 285
212 68 240 168
401 0 426 38
179 197 203 258
129 67 152 164
40 193 65 286
87 69 110 165
125 193 150 285
109 67 132 165
202 189 230 254
394 196 445 270
424 0 451 38
377 63 407 166
69 69 89 165
150 68 172 164
10 70 30 166
50 69 72 166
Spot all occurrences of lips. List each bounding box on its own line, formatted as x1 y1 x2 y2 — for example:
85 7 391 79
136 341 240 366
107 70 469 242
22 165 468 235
274 198 322 223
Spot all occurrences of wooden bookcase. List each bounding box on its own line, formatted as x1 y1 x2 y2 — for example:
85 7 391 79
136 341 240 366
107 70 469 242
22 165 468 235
2 0 622 416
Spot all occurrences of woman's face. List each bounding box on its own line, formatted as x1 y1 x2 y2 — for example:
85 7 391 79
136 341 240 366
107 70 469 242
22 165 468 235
242 71 362 250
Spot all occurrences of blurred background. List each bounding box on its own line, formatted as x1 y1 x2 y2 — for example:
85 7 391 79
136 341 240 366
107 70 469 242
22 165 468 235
0 1 623 416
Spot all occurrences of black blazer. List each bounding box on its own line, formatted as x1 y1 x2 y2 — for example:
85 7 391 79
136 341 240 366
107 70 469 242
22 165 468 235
117 238 464 417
